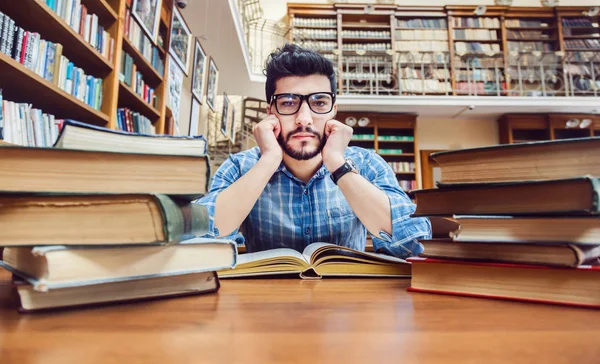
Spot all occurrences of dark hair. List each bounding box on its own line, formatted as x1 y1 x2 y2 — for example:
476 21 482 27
264 43 337 103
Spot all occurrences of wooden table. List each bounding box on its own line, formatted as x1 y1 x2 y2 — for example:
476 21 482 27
1 269 599 364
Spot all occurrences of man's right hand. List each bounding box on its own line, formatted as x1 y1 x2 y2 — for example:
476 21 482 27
252 115 283 163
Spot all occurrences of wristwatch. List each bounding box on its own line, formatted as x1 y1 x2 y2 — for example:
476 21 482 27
330 158 359 185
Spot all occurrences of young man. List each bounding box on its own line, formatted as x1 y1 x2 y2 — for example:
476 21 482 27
197 44 431 258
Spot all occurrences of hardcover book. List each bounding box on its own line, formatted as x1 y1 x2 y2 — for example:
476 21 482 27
218 243 411 279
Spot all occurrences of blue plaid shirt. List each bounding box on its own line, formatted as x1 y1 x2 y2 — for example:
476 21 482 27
197 146 431 258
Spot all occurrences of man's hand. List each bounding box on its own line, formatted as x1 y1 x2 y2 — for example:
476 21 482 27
252 115 283 163
322 119 353 172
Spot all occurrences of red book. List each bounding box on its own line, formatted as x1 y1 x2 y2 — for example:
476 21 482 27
408 257 600 308
19 31 29 65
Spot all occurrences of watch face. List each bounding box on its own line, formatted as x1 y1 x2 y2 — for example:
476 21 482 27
346 158 358 171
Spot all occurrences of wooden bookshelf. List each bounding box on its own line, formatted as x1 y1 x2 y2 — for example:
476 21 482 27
498 113 599 144
82 0 119 24
122 37 163 86
3 0 114 76
118 81 160 121
0 0 175 138
0 52 110 126
338 111 420 191
288 3 600 97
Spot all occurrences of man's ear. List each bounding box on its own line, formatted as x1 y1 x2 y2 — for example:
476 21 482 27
266 104 272 115
332 104 338 119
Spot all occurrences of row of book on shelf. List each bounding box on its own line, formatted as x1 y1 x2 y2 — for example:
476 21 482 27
452 17 501 29
0 10 103 111
396 30 448 41
292 17 336 27
43 0 114 61
124 6 165 76
0 88 156 146
454 29 498 41
292 29 337 40
120 52 156 106
409 136 600 308
565 39 600 50
397 18 447 29
387 161 415 173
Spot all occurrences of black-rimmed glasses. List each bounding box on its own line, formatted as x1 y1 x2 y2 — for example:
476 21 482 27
271 92 336 115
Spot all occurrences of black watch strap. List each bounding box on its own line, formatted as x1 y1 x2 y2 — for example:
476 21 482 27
330 159 357 185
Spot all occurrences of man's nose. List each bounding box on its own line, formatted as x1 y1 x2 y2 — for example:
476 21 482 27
295 101 313 127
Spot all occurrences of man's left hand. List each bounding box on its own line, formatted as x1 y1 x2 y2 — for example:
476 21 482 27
322 119 353 173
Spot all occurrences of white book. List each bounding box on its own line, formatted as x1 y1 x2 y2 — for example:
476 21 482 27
65 0 73 29
84 14 91 43
91 14 98 48
3 101 12 144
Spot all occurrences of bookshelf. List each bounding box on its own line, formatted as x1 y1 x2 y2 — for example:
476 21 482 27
339 111 419 191
504 8 562 97
288 3 600 97
0 0 175 138
557 7 600 97
498 113 599 144
394 7 451 95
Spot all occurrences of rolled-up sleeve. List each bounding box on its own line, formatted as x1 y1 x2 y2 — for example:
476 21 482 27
195 155 244 242
362 151 432 258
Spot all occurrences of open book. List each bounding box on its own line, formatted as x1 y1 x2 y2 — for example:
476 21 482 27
218 243 411 279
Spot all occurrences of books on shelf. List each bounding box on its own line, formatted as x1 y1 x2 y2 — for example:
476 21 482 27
454 29 498 41
398 180 417 191
452 17 500 29
561 18 597 28
218 243 411 279
117 108 155 133
395 40 448 52
293 17 336 27
0 12 103 111
124 8 164 75
506 19 551 28
397 18 447 29
387 161 415 173
121 52 156 105
55 119 207 155
0 91 61 146
41 0 114 62
396 29 448 41
455 42 501 54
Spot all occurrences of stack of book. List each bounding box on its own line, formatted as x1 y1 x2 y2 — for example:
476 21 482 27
0 120 236 312
408 137 600 308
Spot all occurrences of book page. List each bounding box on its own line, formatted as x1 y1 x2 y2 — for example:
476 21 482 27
302 243 336 263
303 242 408 265
237 248 309 265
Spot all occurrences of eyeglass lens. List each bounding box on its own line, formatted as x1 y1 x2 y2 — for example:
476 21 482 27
275 93 333 115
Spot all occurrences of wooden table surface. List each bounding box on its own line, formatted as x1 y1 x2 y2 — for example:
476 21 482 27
1 269 599 364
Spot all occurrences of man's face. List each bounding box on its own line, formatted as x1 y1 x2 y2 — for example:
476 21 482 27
268 74 337 161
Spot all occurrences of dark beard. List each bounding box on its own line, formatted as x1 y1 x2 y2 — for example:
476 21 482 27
277 126 326 161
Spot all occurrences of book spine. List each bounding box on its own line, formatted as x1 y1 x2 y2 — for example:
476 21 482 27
154 195 210 244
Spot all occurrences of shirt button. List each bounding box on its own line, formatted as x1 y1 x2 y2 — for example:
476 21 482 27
303 189 308 195
305 227 311 234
